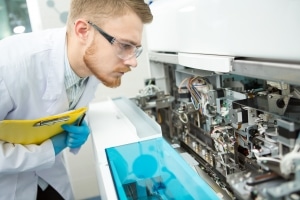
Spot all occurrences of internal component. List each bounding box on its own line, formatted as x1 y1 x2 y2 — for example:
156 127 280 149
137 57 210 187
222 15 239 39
132 62 300 200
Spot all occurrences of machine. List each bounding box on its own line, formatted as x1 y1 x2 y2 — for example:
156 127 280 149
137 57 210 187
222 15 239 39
130 0 300 199
89 0 300 199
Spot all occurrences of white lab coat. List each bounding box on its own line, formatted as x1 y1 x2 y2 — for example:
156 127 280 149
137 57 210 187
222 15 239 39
0 28 100 200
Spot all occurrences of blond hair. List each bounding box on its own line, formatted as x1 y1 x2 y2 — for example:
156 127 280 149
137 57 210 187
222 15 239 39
67 0 153 30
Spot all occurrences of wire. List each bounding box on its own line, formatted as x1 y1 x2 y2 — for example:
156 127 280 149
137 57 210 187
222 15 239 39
178 77 189 93
190 96 200 110
178 76 211 112
178 113 188 124
211 126 232 135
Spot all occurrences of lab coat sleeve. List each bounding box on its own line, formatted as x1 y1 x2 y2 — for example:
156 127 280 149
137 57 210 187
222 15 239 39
0 140 55 174
0 77 56 174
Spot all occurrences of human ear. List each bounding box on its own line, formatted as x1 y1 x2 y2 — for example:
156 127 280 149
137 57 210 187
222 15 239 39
73 19 91 43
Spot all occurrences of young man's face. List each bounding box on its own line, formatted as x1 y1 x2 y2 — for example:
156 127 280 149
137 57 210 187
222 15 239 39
84 11 143 88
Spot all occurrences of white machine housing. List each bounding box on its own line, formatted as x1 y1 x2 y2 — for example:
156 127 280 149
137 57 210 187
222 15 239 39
146 0 300 64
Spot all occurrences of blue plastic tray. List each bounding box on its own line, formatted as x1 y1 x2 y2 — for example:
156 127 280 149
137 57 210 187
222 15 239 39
106 138 220 200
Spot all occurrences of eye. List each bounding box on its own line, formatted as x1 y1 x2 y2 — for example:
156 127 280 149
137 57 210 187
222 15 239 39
118 42 133 50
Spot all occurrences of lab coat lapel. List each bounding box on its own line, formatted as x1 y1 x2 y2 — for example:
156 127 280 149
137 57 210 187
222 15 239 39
75 76 100 109
42 28 69 115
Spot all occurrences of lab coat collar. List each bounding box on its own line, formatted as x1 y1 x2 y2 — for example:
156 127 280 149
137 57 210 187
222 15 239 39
40 28 100 114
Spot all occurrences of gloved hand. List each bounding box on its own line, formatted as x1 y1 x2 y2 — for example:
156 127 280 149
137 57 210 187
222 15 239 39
61 120 90 149
50 132 68 155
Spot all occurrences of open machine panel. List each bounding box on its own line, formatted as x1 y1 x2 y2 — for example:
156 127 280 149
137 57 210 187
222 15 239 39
131 55 300 200
131 1 300 199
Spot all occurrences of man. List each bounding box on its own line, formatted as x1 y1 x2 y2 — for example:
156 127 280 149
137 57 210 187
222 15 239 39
0 0 153 199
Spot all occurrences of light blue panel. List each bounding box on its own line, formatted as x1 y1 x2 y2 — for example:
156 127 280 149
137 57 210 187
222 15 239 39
106 138 220 200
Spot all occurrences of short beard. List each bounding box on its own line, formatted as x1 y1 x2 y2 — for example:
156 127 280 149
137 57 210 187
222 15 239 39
102 78 121 88
83 41 121 88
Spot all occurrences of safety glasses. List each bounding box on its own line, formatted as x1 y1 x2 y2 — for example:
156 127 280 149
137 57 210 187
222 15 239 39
88 21 143 60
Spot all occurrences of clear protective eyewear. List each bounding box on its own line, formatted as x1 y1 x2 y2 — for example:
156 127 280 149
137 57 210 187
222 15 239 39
87 21 143 60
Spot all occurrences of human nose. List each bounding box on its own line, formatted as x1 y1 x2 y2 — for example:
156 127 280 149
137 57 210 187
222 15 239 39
123 56 138 68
